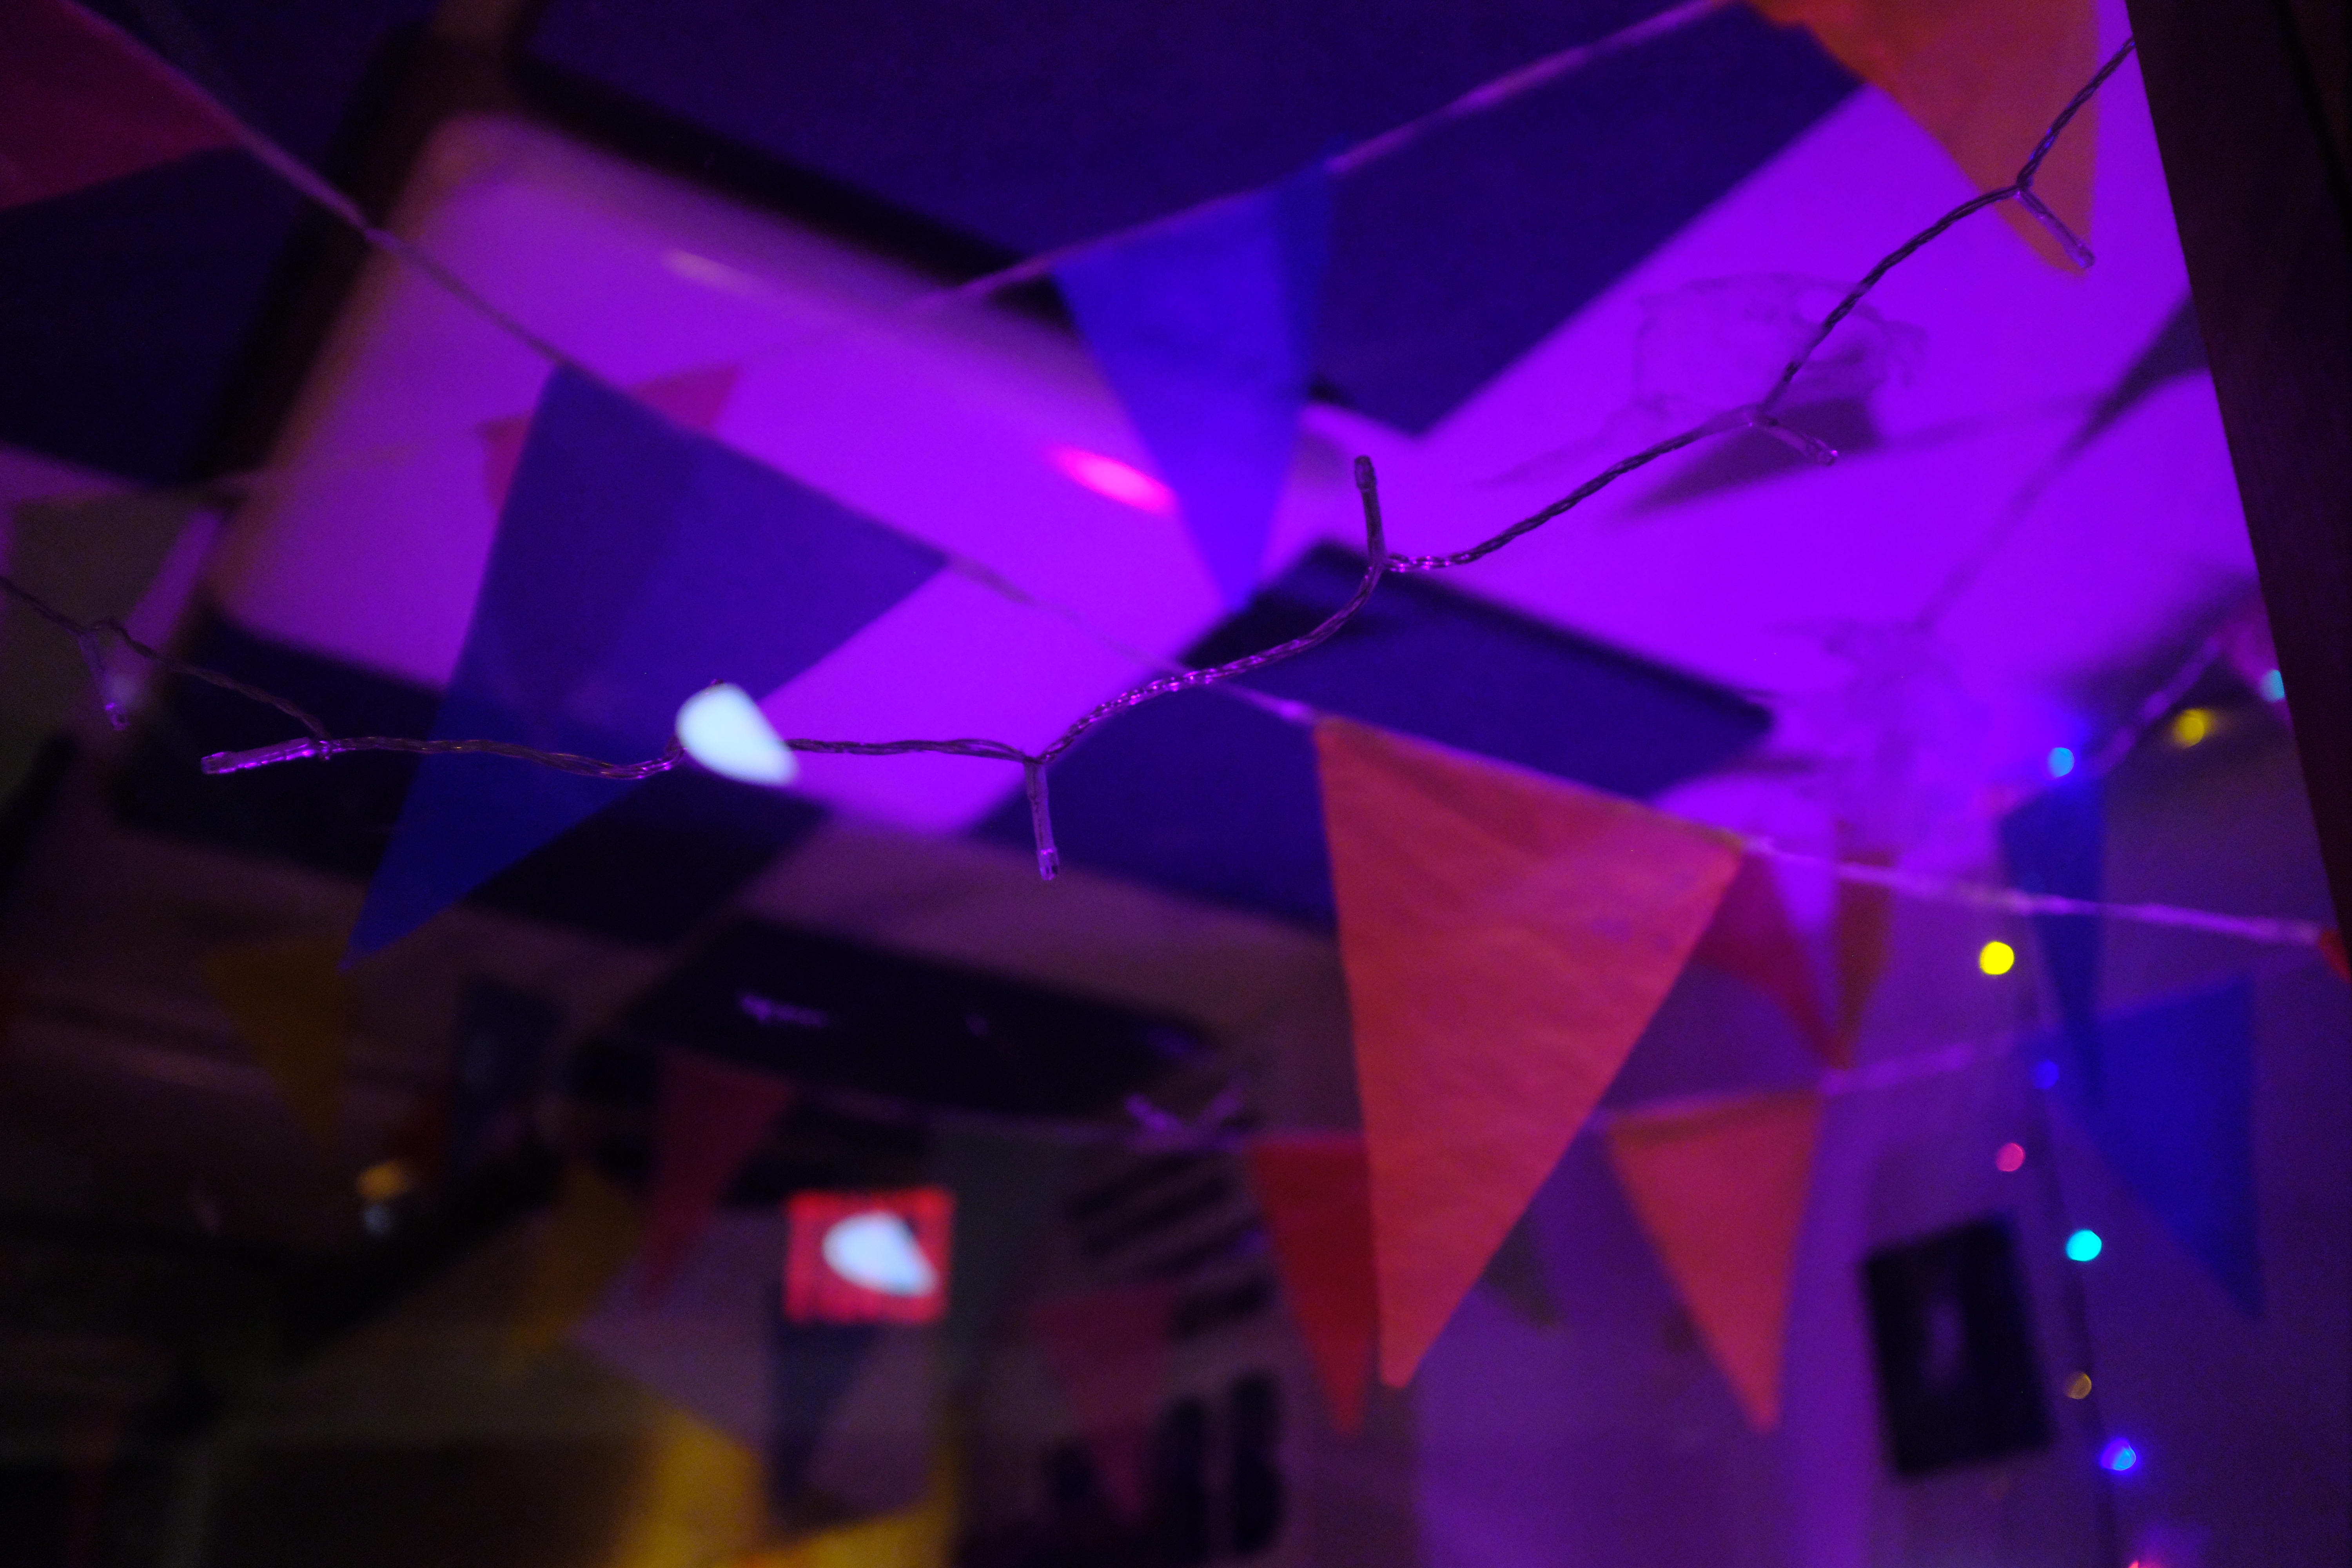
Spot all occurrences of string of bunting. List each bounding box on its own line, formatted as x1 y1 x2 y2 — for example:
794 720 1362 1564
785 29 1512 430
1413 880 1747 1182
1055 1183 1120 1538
14 27 2312 952
4 6 2107 772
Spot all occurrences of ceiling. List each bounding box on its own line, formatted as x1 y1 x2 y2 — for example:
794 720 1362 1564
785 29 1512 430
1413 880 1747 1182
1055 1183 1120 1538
3 0 2260 926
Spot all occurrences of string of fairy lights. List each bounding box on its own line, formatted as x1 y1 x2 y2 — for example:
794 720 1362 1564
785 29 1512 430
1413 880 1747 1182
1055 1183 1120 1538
2 33 2329 961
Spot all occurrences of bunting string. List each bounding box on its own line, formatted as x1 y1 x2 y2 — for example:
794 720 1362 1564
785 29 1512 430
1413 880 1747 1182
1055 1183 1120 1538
170 47 2134 806
689 939 2321 1155
12 33 2306 950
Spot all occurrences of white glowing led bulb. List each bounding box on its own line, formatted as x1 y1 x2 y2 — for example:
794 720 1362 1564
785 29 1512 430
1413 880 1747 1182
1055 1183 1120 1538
820 1211 938 1297
675 682 798 786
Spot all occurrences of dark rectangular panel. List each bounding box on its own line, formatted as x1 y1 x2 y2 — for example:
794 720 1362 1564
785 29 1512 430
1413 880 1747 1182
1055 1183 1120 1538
624 918 1207 1116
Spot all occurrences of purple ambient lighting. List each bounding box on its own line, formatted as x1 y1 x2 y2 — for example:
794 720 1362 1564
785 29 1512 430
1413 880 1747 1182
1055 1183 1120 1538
1049 445 1176 514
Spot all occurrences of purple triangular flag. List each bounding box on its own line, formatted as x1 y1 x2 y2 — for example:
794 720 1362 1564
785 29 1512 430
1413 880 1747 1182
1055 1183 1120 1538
2001 777 2103 1058
2051 978 2260 1314
352 368 942 955
1056 165 1328 608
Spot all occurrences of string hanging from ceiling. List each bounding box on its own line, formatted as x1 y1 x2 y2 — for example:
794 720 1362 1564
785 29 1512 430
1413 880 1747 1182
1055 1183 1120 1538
167 47 2134 830
15 34 2316 955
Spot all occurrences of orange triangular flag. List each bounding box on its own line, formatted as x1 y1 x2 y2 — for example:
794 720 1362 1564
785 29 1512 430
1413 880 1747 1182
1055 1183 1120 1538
503 1162 642 1366
0 0 242 211
1751 0 2098 268
1692 855 1835 1064
201 936 353 1148
1603 1090 1822 1430
1244 1132 1377 1433
1314 719 1741 1386
478 362 742 508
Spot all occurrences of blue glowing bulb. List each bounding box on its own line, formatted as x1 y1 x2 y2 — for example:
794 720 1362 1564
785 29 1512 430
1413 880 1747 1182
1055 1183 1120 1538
2099 1437 2138 1473
2033 1059 2061 1090
2258 668 2286 702
2066 1229 2104 1262
2047 745 2076 778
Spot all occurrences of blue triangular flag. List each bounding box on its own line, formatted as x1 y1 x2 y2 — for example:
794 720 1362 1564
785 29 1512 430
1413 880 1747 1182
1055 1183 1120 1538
2051 978 2260 1314
769 1315 879 1509
2002 777 2103 1058
352 368 943 955
1056 165 1329 608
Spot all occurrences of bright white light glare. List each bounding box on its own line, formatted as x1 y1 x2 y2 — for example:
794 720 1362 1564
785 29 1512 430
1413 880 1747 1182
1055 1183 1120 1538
821 1211 938 1297
676 683 798 786
1049 445 1176 514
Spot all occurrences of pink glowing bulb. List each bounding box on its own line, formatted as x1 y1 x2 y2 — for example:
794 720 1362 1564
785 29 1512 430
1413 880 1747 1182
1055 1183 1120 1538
1049 446 1176 515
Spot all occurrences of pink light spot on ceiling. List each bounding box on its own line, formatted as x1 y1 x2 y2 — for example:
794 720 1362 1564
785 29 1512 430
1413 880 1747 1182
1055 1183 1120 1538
1049 445 1175 515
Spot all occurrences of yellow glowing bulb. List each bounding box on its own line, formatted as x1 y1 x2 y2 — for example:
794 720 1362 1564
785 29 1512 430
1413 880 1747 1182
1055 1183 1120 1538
356 1159 417 1205
1978 940 2017 976
2170 707 2213 746
2066 1372 2093 1399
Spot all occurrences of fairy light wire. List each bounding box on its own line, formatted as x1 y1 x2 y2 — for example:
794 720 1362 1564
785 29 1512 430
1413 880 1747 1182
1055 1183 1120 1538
183 48 2142 805
25 37 2298 949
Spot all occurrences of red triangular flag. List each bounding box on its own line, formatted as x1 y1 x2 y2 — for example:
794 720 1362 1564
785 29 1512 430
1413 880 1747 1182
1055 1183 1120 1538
1750 0 2099 269
1603 1090 1822 1430
1027 1284 1174 1518
478 362 741 509
639 1050 793 1298
1244 1132 1377 1434
1829 846 1896 1067
0 0 241 211
1314 719 1742 1386
1691 855 1834 1063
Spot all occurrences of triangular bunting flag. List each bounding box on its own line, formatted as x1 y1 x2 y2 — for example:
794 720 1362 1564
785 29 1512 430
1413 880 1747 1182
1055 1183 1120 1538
351 367 943 955
805 1327 938 1517
1314 719 1742 1385
1054 165 1329 608
1829 847 1895 1066
771 1319 880 1513
1751 0 2099 268
932 1129 1075 1389
2054 978 2260 1313
750 1440 958 1568
2 487 216 795
2001 777 2102 1056
201 935 353 1148
573 1211 786 1448
1027 1285 1174 1518
641 1050 795 1299
479 362 741 509
0 0 241 212
603 1405 766 1568
1692 854 1835 1063
503 1161 643 1366
1603 1091 1823 1430
1243 1132 1377 1434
